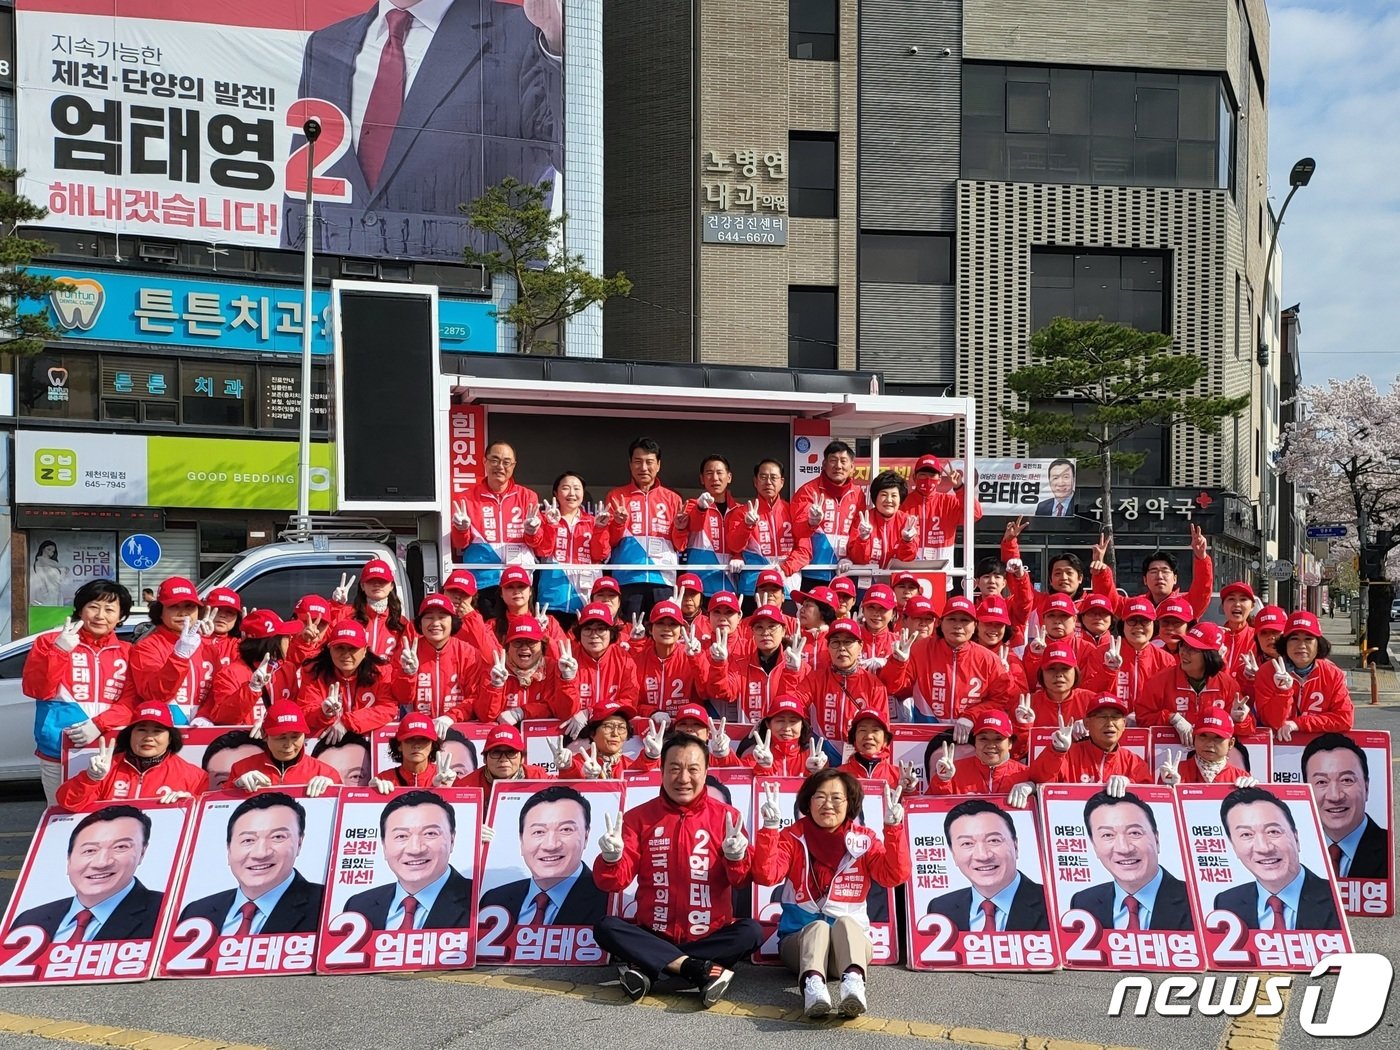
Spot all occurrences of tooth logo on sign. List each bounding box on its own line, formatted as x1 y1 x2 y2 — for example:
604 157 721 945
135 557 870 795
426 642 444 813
49 278 105 331
47 367 68 388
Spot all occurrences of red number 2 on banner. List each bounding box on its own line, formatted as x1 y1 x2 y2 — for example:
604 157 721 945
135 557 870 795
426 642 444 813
285 99 353 202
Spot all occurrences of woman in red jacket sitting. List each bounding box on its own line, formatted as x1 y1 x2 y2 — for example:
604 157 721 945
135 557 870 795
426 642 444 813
371 713 460 790
1251 611 1354 741
56 703 207 809
836 708 913 790
739 695 829 778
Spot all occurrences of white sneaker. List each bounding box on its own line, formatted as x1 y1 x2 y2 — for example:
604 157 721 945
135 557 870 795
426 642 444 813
838 971 867 1017
803 973 832 1018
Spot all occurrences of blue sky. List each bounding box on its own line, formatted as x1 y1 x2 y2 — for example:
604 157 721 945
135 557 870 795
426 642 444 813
1269 0 1400 386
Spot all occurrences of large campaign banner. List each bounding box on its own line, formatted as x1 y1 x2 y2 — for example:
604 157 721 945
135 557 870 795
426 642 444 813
851 457 1075 517
16 0 565 260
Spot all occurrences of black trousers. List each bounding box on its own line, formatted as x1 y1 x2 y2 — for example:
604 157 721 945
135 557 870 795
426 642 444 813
619 583 673 622
594 915 764 981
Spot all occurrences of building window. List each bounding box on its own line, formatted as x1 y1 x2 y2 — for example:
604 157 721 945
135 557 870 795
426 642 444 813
962 64 1235 190
788 132 837 218
789 286 837 369
790 0 837 60
0 91 15 169
1030 249 1169 334
860 232 953 284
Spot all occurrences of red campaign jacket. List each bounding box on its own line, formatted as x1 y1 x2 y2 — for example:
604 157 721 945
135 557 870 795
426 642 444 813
704 650 803 724
557 750 658 780
724 497 811 577
1169 756 1253 785
130 625 217 708
789 476 866 564
227 749 343 791
1135 668 1256 734
671 498 730 563
456 611 492 655
473 662 579 723
1029 739 1152 786
845 511 918 569
23 628 137 729
593 792 753 942
901 486 982 561
929 756 1031 797
879 638 1011 722
449 479 541 562
861 627 895 664
752 819 910 917
1013 686 1102 731
1251 659 1354 733
390 637 483 719
573 646 642 715
528 512 612 566
299 672 395 735
1221 624 1257 680
604 482 684 561
1081 641 1174 710
743 737 812 777
351 607 415 663
1090 558 1215 621
630 645 708 719
793 665 889 741
976 645 1029 698
836 751 902 789
206 634 239 670
199 659 300 726
55 753 208 810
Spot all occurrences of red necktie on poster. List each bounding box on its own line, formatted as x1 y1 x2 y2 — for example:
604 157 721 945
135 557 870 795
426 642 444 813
235 901 259 937
1266 894 1286 930
529 890 552 927
978 898 997 931
396 895 419 931
358 7 413 189
71 909 94 943
1328 842 1343 872
1124 894 1141 930
1055 503 1064 517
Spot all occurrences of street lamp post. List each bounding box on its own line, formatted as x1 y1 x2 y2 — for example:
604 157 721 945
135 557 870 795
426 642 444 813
1257 156 1315 601
295 118 322 539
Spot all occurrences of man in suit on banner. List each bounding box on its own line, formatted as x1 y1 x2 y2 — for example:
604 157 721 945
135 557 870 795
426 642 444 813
1302 733 1388 879
926 798 1049 932
1070 790 1194 932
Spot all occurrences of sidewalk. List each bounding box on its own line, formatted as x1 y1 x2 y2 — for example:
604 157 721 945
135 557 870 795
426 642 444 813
1319 612 1400 705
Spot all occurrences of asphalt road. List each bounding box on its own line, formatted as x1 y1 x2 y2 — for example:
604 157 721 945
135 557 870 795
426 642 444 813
0 705 1396 1050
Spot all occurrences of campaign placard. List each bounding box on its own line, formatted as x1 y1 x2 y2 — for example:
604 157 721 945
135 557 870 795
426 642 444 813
904 794 1061 972
1038 784 1205 971
0 799 193 985
1148 728 1273 784
1028 727 1150 766
475 780 622 966
750 777 898 966
1178 782 1352 971
317 786 481 975
159 788 335 978
1269 730 1392 917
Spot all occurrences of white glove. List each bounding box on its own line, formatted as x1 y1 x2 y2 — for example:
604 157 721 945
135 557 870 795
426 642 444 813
1234 775 1259 788
433 715 456 738
371 778 395 795
642 716 665 759
1276 720 1298 743
534 603 551 630
933 740 956 782
64 719 101 747
488 650 509 689
952 717 974 745
1071 718 1088 741
321 718 348 745
331 572 356 605
542 498 562 526
1014 693 1035 724
547 736 574 772
400 646 419 676
249 653 273 693
1158 748 1184 787
1102 635 1123 671
173 618 203 659
899 697 916 723
1006 781 1034 809
1271 657 1293 691
744 500 761 527
696 491 715 513
651 711 671 730
593 501 613 528
234 770 272 792
759 782 782 829
901 518 919 543
432 751 458 787
579 743 604 779
784 635 807 672
1231 697 1251 722
155 786 192 805
891 628 916 663
750 728 774 769
1005 558 1026 577
523 506 541 535
1028 627 1048 655
680 625 703 658
481 825 495 843
1105 774 1130 798
306 775 334 798
806 502 823 527
836 558 854 576
451 500 469 530
190 716 215 728
708 718 730 758
721 813 749 861
884 783 905 826
727 559 746 577
856 511 873 540
1050 712 1075 752
860 655 887 674
598 813 624 863
249 709 266 740
556 639 578 682
1241 651 1258 680
899 761 920 794
708 626 730 665
561 708 589 737
629 612 648 640
805 739 828 773
86 738 116 781
1169 713 1194 746
195 608 219 638
497 707 525 727
54 618 83 653
321 683 343 719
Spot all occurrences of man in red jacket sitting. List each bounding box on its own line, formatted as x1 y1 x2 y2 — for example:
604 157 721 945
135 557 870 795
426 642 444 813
592 731 762 1006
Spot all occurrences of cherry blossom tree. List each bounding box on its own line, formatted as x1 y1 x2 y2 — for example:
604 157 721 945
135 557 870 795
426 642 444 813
1278 376 1400 665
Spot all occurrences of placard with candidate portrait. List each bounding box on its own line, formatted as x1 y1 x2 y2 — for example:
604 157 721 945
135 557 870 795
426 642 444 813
749 777 898 966
476 780 622 966
157 789 336 978
317 786 482 975
904 794 1061 972
1177 782 1352 971
0 799 193 985
1038 784 1204 971
1269 730 1392 917
1148 728 1273 784
1028 727 1150 766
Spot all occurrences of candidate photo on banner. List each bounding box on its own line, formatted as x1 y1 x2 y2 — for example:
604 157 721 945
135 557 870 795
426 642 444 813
158 789 335 978
317 786 481 974
904 794 1060 972
0 800 192 985
1177 782 1352 972
1271 730 1392 917
476 780 621 966
1038 784 1204 971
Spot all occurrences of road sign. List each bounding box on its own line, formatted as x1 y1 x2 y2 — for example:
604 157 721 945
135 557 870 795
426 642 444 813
120 533 162 571
1306 524 1348 539
1266 559 1294 581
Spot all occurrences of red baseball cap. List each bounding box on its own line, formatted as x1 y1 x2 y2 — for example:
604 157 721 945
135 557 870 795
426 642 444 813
649 600 684 624
327 620 369 649
443 570 478 596
677 573 704 594
1042 643 1077 668
847 707 891 739
1156 597 1193 623
1254 605 1288 631
766 695 806 719
591 575 621 596
1194 710 1235 738
505 617 545 643
755 569 786 591
794 586 837 611
157 577 200 605
708 592 741 614
828 617 864 639
830 576 857 598
1044 594 1077 617
294 594 330 620
500 565 532 589
973 710 1014 738
485 726 526 753
131 703 174 729
905 596 937 619
1220 581 1256 601
395 714 439 741
750 605 787 626
205 587 241 611
361 559 394 584
265 702 308 735
891 570 919 587
1087 694 1131 716
1123 597 1157 622
976 597 1011 625
576 602 617 628
914 454 943 474
1080 593 1114 614
1182 621 1225 651
941 595 976 619
418 593 456 617
862 584 897 610
1284 611 1323 638
588 699 636 726
242 610 302 640
673 703 711 726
